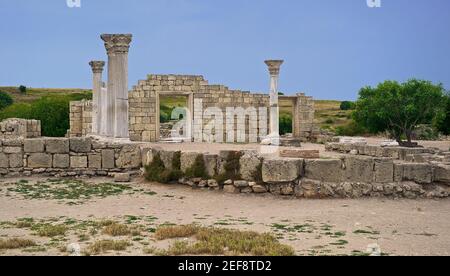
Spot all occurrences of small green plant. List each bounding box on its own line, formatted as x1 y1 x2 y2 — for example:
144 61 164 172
19 85 27 94
215 151 243 184
144 152 183 184
144 153 166 182
185 155 208 179
340 101 355 111
0 91 13 110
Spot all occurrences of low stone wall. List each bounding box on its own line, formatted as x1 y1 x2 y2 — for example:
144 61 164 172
1 137 449 199
0 137 141 177
325 142 445 161
0 118 41 139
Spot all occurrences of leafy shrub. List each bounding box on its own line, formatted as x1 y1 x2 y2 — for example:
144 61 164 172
434 94 450 135
279 115 292 135
144 152 183 184
185 155 208 179
19 85 27 94
0 91 14 110
335 121 367 136
0 103 32 120
215 151 242 184
340 101 355 110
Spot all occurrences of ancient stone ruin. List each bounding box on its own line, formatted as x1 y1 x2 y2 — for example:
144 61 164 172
68 34 318 143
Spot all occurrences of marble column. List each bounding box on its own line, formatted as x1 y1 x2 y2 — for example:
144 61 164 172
264 60 284 138
100 34 132 138
88 61 105 135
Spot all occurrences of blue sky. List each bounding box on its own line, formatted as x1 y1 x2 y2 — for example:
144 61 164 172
0 0 449 100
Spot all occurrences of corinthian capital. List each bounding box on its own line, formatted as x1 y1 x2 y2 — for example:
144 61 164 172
264 60 284 76
100 34 133 55
89 61 105 73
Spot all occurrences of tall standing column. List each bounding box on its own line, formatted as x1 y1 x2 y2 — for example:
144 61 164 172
88 61 105 135
264 60 284 138
101 34 132 138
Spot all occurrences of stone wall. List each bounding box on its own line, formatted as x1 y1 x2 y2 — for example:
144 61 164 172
0 137 141 177
3 137 447 199
0 118 41 139
67 100 92 137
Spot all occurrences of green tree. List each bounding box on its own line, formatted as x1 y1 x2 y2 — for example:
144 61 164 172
0 91 14 110
19 85 27 94
340 101 355 110
434 93 450 135
353 79 446 146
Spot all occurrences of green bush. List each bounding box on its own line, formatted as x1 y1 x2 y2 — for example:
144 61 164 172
19 85 27 94
340 101 355 111
335 121 367 136
144 152 183 184
0 103 32 120
434 94 450 135
185 155 208 179
0 93 91 137
215 151 242 184
279 115 292 135
0 91 14 110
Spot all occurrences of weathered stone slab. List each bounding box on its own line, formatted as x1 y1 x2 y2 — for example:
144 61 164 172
159 150 177 170
434 164 450 185
0 153 8 168
116 145 141 169
374 158 394 183
53 154 70 168
279 149 320 159
24 139 44 153
69 137 92 153
344 156 374 183
70 156 88 168
402 163 433 184
28 153 52 168
46 138 69 153
114 173 131 182
262 158 303 183
223 185 240 194
203 154 218 177
239 151 262 181
88 154 102 169
180 152 201 173
101 149 115 169
304 159 343 182
9 153 23 168
3 147 22 154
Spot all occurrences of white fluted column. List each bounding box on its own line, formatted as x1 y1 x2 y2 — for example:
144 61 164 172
264 60 284 138
88 61 105 135
101 34 132 138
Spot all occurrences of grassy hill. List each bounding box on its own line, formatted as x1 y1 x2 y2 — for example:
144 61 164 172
0 86 92 104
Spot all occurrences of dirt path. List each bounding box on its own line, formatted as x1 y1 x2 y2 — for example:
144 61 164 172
0 176 449 256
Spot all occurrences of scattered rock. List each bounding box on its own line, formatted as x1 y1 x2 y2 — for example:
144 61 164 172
114 173 131 182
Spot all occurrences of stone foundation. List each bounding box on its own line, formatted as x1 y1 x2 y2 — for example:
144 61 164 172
1 137 448 199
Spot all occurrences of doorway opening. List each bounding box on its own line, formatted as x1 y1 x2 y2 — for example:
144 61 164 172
158 93 192 142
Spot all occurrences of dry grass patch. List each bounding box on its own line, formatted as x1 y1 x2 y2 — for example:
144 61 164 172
34 224 67 237
155 224 199 240
102 223 131 237
85 240 131 255
0 238 36 249
153 225 295 256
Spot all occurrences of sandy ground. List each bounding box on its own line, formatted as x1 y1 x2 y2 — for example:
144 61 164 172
0 176 449 256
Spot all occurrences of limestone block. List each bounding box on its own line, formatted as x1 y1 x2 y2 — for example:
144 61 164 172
203 154 218 177
279 149 320 159
297 179 321 198
3 147 22 154
304 159 343 182
344 156 374 183
102 149 115 169
160 150 177 170
88 154 102 169
28 153 52 168
402 163 433 184
223 185 240 194
9 153 23 168
114 173 131 183
180 152 201 173
262 158 303 183
0 153 8 168
239 151 262 181
70 137 92 153
234 180 249 188
116 145 141 169
70 156 87 168
53 154 70 168
46 138 69 153
24 139 45 153
434 164 450 185
252 185 268 193
374 158 394 183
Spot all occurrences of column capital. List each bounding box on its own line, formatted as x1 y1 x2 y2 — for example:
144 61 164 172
101 34 133 55
264 60 284 76
89 61 105 73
